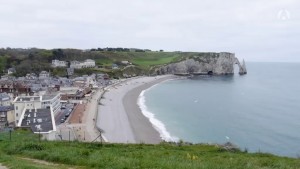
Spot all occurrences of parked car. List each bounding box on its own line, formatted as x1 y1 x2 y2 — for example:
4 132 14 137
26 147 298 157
65 112 71 117
60 118 65 123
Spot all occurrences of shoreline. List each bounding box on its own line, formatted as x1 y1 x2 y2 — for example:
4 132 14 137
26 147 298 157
123 75 177 144
97 75 177 144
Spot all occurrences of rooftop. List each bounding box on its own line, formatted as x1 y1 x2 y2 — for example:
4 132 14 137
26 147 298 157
20 108 54 133
42 94 57 101
0 105 14 112
0 93 10 101
15 96 41 102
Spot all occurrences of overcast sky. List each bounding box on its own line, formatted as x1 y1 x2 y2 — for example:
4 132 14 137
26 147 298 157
0 0 299 62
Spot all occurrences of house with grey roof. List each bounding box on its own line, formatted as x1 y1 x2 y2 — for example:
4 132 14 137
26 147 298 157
39 71 50 79
19 108 56 140
0 105 14 128
13 93 61 126
0 92 11 106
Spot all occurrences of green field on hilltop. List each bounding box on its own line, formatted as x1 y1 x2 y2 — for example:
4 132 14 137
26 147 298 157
94 51 183 69
130 52 181 68
0 129 299 169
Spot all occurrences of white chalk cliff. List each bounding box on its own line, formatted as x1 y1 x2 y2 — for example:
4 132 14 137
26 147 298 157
155 52 247 75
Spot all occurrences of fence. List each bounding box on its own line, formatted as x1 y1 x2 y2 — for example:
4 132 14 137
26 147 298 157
0 127 38 142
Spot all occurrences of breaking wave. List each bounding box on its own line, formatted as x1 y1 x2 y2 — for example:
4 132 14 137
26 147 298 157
138 87 179 142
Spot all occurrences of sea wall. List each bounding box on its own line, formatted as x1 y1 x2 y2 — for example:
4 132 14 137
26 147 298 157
155 52 244 75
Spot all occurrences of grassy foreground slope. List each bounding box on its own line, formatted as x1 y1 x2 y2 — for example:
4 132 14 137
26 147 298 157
0 129 299 169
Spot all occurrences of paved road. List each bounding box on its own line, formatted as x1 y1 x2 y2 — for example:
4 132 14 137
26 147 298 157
54 89 103 142
55 111 65 125
81 88 103 142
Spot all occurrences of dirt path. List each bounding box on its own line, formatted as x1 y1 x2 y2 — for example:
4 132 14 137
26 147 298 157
19 157 82 169
20 157 58 166
0 163 8 169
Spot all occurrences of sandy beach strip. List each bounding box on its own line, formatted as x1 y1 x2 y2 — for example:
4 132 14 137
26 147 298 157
97 75 176 144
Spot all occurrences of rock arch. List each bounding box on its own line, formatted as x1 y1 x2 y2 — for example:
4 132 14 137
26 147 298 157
234 58 247 75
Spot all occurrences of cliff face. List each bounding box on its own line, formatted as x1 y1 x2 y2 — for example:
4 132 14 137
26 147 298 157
155 52 245 75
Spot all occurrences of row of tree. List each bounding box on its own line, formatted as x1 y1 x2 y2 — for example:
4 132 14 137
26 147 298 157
90 47 152 52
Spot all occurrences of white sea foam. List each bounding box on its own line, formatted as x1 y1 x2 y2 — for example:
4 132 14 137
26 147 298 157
138 88 179 142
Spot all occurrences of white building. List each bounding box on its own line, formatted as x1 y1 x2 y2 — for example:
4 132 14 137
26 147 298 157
13 96 41 125
52 60 67 67
7 68 16 75
42 94 61 116
121 60 130 65
39 71 50 79
13 93 61 125
70 61 81 69
70 59 95 69
83 59 96 68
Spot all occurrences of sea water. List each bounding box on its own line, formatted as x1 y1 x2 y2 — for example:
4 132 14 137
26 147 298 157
138 62 300 157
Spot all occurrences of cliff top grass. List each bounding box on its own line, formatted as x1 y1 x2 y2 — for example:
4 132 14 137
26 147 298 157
0 129 299 169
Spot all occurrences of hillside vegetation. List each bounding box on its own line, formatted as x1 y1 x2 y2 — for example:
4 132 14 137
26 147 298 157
0 129 299 169
0 48 200 77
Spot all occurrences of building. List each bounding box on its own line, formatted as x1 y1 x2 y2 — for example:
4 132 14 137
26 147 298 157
70 61 82 69
0 92 11 106
18 108 56 140
13 93 61 125
13 96 41 125
0 105 14 128
112 64 119 69
83 59 96 68
0 80 31 96
52 60 67 67
60 87 79 101
121 61 130 65
7 68 16 75
26 73 38 80
70 59 96 69
42 94 61 115
39 71 50 79
67 68 74 76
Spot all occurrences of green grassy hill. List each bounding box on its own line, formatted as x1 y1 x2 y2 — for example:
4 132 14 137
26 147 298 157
0 129 299 169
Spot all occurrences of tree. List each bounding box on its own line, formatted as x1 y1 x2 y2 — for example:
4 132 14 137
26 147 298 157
28 53 35 60
52 49 65 60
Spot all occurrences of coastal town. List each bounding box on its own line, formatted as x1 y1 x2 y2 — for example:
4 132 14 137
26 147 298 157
0 58 122 142
0 52 247 143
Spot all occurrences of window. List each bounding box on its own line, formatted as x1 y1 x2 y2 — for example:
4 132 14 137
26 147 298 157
16 106 18 110
16 113 18 117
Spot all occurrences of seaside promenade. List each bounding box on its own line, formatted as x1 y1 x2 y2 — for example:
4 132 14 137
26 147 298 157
56 87 103 142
